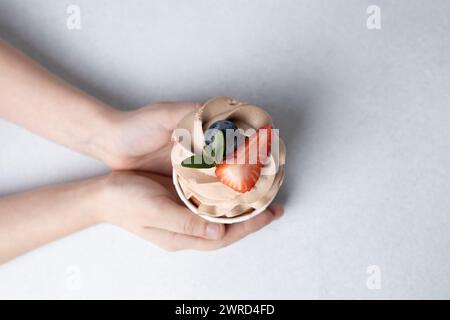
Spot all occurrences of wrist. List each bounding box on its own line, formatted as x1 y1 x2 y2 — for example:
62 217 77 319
82 174 117 224
91 171 129 225
88 107 125 167
79 176 110 224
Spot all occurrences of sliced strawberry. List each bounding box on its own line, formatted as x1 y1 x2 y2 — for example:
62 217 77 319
234 125 272 165
215 162 262 193
215 125 272 193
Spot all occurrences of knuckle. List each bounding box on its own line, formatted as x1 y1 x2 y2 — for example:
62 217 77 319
183 217 201 236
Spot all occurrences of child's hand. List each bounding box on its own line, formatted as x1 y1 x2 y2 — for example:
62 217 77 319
98 172 284 251
0 170 283 263
103 102 199 175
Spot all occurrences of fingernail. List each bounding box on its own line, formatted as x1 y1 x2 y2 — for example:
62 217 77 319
206 223 221 239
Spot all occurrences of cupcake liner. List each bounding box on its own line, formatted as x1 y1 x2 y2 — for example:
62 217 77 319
172 170 280 224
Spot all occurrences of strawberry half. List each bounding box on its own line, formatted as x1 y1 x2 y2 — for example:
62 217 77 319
234 125 272 165
215 162 262 193
215 125 272 193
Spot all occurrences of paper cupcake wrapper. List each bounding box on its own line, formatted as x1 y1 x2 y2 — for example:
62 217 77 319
172 170 279 224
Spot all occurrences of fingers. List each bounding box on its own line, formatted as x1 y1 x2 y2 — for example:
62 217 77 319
135 203 284 251
150 196 225 240
132 226 199 252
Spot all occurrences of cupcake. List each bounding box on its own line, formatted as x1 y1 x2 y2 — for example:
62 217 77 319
171 97 286 223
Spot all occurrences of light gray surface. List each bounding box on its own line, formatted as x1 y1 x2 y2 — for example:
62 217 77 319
0 0 449 299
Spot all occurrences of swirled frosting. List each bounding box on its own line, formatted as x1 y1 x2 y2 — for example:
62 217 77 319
171 97 286 218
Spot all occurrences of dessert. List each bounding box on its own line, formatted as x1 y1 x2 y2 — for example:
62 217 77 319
171 97 286 223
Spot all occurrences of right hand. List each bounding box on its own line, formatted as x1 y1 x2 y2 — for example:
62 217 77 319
96 171 284 251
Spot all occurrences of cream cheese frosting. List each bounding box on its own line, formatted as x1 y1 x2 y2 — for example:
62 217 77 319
171 97 286 219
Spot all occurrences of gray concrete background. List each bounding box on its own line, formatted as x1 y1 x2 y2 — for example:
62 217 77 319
0 0 449 299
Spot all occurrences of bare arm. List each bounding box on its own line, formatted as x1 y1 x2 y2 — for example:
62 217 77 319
0 177 104 264
0 38 198 171
0 172 283 264
0 39 117 162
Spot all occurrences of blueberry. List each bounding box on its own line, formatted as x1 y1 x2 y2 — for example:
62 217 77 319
205 120 237 145
204 120 242 156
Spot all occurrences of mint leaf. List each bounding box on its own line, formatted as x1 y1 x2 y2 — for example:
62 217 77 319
181 155 216 168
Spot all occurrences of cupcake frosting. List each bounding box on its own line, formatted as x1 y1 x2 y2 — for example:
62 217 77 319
171 97 286 218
